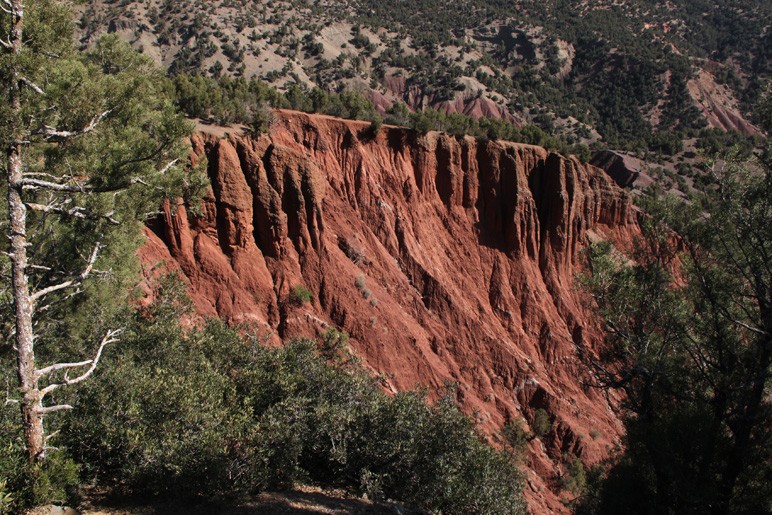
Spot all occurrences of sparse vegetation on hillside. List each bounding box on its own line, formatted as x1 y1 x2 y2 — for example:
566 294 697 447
79 0 769 157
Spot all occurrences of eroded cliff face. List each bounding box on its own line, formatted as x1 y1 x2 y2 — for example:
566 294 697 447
140 110 640 513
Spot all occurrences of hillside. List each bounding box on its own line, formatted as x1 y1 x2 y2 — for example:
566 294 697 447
3 1 769 513
139 110 641 513
78 0 769 154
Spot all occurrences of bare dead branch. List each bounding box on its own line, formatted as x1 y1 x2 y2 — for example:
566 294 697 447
20 76 44 95
38 329 122 397
156 158 179 176
20 177 95 192
36 359 93 379
36 287 83 314
4 379 19 407
728 318 768 337
27 263 52 272
21 157 179 194
141 210 165 220
29 110 111 142
22 172 63 181
31 242 102 302
37 405 73 415
25 202 119 225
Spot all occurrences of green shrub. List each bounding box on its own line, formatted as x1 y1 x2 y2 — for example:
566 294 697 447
60 285 526 513
362 113 383 140
502 418 530 451
0 410 79 513
532 408 552 437
318 327 350 360
0 363 80 513
560 455 587 494
64 311 253 498
0 479 13 513
290 284 313 304
249 103 274 135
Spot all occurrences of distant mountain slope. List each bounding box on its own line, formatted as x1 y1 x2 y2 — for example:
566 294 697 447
78 0 769 151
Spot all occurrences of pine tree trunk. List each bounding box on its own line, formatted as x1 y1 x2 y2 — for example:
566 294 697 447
8 148 44 462
713 335 771 513
5 0 45 463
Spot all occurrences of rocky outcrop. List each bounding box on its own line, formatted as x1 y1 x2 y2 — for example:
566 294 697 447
140 110 641 513
590 149 654 191
380 74 520 123
687 70 761 136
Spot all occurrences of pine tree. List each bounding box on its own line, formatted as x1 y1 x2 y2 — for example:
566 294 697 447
1 0 192 463
579 118 771 512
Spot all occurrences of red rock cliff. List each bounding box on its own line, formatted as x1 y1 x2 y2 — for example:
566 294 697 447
140 110 640 513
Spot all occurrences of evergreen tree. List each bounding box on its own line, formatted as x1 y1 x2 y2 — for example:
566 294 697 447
1 0 191 465
578 113 771 512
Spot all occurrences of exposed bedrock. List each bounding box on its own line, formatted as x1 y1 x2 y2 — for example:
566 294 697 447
140 110 640 513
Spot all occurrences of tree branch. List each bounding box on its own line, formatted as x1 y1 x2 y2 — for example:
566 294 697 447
29 110 111 142
25 202 119 225
37 405 73 415
31 241 102 302
20 76 44 95
20 161 176 193
20 177 110 193
36 359 93 379
0 0 12 16
4 379 19 407
38 329 122 396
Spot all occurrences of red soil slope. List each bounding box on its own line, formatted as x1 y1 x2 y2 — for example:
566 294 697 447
139 110 641 513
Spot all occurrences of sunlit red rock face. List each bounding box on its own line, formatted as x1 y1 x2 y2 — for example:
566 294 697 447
140 110 641 513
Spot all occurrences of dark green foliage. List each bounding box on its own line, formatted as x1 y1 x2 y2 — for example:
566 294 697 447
647 131 684 156
363 113 384 139
318 327 350 361
249 103 274 135
0 397 80 511
560 455 586 495
577 134 772 513
501 419 530 452
168 73 591 159
696 128 756 159
58 279 526 514
64 281 254 498
170 73 288 124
